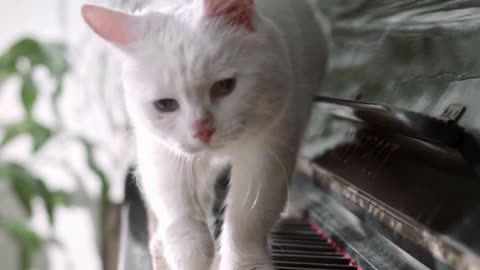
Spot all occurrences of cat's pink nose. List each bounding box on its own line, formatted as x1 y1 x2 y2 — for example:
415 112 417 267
193 128 215 144
193 119 215 144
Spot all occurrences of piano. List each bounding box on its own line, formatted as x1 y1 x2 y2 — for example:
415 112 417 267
104 1 480 270
114 94 480 270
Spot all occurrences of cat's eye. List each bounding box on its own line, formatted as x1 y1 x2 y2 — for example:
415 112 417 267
154 99 179 112
210 78 236 99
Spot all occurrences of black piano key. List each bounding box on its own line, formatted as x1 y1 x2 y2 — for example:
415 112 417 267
272 239 333 246
273 243 338 253
276 266 357 270
272 245 339 252
273 249 344 257
272 254 351 265
275 262 358 270
277 219 311 225
274 225 314 230
272 232 328 239
271 235 329 242
272 231 324 237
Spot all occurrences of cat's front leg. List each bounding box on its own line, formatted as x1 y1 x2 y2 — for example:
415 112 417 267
219 138 298 270
139 148 216 270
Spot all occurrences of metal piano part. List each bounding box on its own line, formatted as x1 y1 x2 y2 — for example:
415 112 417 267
289 170 431 270
295 96 480 270
312 96 466 146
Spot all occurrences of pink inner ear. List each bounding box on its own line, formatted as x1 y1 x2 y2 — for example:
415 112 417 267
204 0 254 30
81 5 140 45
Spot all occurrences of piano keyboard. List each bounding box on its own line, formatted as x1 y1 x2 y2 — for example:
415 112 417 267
272 219 360 270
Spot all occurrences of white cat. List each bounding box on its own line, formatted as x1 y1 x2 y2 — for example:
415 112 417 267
81 0 327 269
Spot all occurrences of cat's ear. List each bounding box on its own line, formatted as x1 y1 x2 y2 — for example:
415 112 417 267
81 4 145 46
204 0 255 30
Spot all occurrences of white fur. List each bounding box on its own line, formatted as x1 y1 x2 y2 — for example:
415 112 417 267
83 0 326 269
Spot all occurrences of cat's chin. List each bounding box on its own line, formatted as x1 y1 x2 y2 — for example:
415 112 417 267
173 143 224 156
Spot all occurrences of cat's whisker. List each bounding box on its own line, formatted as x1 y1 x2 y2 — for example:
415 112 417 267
265 135 296 154
265 147 290 206
186 158 202 217
250 176 262 212
242 174 254 208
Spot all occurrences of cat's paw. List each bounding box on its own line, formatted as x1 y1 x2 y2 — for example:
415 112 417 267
219 261 274 270
149 235 172 270
149 233 164 258
219 253 274 270
162 222 215 270
209 256 220 270
151 223 215 270
280 200 303 219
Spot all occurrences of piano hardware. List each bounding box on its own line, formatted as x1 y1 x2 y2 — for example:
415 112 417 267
297 97 480 270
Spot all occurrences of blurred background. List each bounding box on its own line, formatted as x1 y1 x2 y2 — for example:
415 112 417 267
1 1 480 270
0 1 136 270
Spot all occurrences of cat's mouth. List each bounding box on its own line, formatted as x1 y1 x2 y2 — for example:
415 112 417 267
175 141 223 155
179 138 236 155
208 142 227 150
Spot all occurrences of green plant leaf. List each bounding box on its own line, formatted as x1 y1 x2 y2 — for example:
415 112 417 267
33 181 71 225
0 65 16 88
20 248 33 270
0 163 37 216
0 38 69 76
34 180 56 225
0 163 71 225
51 81 63 120
40 43 69 80
21 75 38 118
11 176 36 217
79 138 110 228
79 139 109 201
1 121 29 147
29 122 53 152
52 191 71 206
1 120 53 152
1 39 43 68
0 38 69 95
0 222 44 270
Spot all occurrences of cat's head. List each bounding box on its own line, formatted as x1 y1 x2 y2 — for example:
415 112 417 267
82 0 290 155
